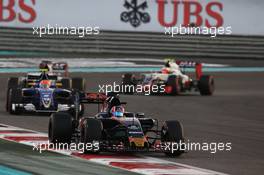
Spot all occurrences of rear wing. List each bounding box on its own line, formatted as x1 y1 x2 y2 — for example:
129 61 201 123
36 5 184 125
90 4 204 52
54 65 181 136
80 92 127 104
39 61 69 77
80 93 107 104
78 92 127 113
52 62 68 72
51 62 69 77
175 61 203 79
176 61 197 68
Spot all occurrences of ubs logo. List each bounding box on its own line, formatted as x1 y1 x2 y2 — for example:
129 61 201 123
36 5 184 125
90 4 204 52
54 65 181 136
120 0 150 28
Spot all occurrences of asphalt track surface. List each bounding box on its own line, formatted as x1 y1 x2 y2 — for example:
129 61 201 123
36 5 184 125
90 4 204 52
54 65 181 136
0 70 264 175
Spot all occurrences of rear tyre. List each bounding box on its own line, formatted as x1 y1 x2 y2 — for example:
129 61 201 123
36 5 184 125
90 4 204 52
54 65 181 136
7 88 22 114
167 75 181 95
72 77 86 91
49 112 72 143
122 73 136 95
61 78 71 89
161 120 184 157
81 118 102 153
198 75 214 96
7 77 19 89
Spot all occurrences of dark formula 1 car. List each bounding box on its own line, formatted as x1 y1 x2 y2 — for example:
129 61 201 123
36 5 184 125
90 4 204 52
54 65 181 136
48 93 185 156
6 71 86 115
122 61 215 96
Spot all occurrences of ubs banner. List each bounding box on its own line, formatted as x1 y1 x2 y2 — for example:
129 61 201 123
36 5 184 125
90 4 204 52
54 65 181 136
0 0 263 35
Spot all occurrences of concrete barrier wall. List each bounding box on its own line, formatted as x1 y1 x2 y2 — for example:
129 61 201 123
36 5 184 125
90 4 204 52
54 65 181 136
0 27 264 59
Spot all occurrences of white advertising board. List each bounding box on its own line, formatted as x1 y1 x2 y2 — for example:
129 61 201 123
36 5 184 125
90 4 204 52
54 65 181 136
0 0 263 35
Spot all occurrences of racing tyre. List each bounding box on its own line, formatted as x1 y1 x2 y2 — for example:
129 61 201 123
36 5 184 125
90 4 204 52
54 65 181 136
61 78 71 89
7 77 19 111
161 120 184 157
7 77 19 90
72 77 86 91
167 75 181 95
122 73 136 95
81 118 102 153
198 75 215 96
49 112 72 143
7 88 22 114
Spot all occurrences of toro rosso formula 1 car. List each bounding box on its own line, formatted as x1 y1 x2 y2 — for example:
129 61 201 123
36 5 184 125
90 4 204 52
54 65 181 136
48 93 185 156
6 71 85 115
122 60 215 96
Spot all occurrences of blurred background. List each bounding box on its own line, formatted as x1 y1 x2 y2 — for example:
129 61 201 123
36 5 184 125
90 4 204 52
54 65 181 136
0 0 263 60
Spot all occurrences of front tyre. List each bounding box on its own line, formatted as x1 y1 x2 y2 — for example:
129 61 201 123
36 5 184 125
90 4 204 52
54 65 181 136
6 77 19 111
49 112 72 143
161 120 185 157
81 118 102 153
7 88 22 115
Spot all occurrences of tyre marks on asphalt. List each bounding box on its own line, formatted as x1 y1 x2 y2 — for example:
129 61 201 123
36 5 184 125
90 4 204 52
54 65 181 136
0 123 227 175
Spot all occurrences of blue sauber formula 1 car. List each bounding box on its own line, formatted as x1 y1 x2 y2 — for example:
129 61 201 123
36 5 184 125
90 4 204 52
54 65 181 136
6 71 85 115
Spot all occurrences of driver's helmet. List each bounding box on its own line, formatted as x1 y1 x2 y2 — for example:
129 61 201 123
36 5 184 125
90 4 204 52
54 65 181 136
39 80 51 89
165 61 170 68
110 106 125 118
